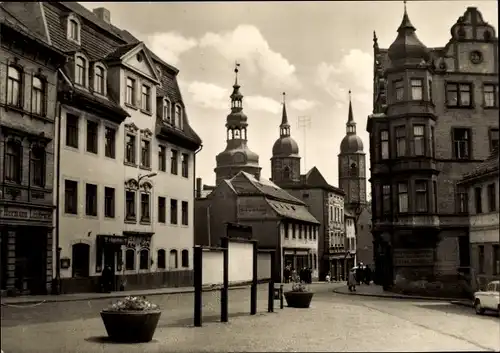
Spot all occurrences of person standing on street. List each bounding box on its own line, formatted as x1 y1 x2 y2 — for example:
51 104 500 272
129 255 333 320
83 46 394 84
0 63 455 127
348 269 356 292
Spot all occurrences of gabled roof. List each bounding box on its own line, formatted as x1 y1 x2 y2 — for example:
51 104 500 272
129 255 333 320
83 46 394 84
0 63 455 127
460 148 499 184
277 166 344 195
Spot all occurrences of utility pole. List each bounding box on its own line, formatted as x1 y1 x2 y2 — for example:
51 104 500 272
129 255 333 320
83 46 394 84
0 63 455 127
297 116 311 173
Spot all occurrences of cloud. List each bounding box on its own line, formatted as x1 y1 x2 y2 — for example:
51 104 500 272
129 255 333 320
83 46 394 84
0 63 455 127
187 81 229 110
199 25 300 88
315 49 373 104
148 32 197 65
290 99 318 111
245 96 281 114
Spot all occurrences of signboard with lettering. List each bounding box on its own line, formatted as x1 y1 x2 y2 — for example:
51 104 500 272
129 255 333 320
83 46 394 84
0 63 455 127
98 235 128 246
0 207 52 221
237 197 273 219
393 248 434 267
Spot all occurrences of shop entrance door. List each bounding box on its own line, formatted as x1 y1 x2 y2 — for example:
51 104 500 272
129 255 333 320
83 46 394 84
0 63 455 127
103 246 116 291
15 227 47 295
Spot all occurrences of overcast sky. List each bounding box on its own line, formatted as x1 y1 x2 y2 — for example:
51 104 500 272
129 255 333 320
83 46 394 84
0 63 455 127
84 1 498 187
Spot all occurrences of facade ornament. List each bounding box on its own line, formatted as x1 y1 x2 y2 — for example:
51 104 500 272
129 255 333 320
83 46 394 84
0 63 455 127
124 178 139 190
124 122 139 133
140 181 153 192
140 128 153 139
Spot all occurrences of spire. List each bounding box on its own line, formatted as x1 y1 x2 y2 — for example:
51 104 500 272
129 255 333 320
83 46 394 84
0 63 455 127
373 30 379 51
279 92 290 137
346 90 356 135
398 0 416 32
230 62 243 108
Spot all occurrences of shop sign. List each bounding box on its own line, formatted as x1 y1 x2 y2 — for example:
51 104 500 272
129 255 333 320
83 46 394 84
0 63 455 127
99 235 127 246
60 257 71 269
0 207 52 221
393 248 434 267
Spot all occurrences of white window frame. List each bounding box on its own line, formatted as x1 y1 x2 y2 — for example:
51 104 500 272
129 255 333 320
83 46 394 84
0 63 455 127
67 14 81 45
163 97 172 123
174 104 183 129
93 63 107 96
74 53 88 88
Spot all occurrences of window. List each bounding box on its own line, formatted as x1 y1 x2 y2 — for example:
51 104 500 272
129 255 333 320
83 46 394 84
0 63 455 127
94 66 105 94
292 224 296 238
430 126 435 158
64 180 78 214
169 250 178 269
140 193 150 223
125 190 136 221
452 128 470 159
433 181 438 213
126 78 135 105
490 129 499 152
456 186 468 214
75 57 86 86
413 125 425 156
181 250 189 268
446 83 472 107
493 245 499 275
139 249 149 270
474 187 482 214
171 149 178 175
157 250 166 269
284 224 289 238
5 140 22 183
382 184 391 214
7 66 22 107
428 79 433 102
170 199 178 224
141 85 150 112
104 127 116 158
125 249 135 270
158 197 166 223
395 126 406 157
483 84 497 108
298 224 302 239
415 180 428 212
410 79 423 100
487 183 496 212
380 130 389 159
175 105 182 128
158 146 166 171
163 99 171 123
68 18 79 42
66 114 79 148
125 134 136 164
140 139 150 168
86 121 98 154
397 182 408 213
181 201 188 225
85 184 97 216
181 153 189 178
32 77 45 115
394 80 404 101
31 146 46 187
72 243 90 277
104 187 115 218
478 245 485 274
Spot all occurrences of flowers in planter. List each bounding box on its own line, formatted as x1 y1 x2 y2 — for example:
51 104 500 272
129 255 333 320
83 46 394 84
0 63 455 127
105 296 159 312
290 273 309 292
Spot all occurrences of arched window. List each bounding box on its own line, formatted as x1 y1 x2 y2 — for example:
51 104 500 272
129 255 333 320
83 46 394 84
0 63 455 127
5 140 22 183
163 98 171 123
350 162 358 176
94 66 105 94
139 249 149 270
169 249 178 269
181 250 189 268
283 166 291 180
32 77 44 115
7 66 22 107
174 105 182 129
157 249 166 269
75 57 86 86
31 146 46 187
234 129 240 139
68 17 80 43
125 249 135 270
72 243 90 277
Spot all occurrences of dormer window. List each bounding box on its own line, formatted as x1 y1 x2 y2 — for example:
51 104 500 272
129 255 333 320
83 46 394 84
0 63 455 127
75 56 87 87
163 98 172 123
174 104 183 129
67 15 81 44
94 65 105 95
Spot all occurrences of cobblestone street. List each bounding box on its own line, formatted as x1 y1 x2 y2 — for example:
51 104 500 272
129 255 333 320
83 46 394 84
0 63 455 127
1 284 499 352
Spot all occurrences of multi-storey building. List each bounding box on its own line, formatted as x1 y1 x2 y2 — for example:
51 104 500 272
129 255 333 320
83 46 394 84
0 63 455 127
0 5 66 295
345 209 357 270
458 150 499 288
4 2 202 293
367 6 498 295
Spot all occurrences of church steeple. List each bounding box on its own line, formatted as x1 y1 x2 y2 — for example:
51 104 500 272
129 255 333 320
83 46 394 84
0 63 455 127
346 90 356 135
279 92 290 137
226 62 248 141
230 62 243 110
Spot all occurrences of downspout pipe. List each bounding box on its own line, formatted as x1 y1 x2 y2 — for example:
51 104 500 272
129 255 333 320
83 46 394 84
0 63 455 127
193 144 203 245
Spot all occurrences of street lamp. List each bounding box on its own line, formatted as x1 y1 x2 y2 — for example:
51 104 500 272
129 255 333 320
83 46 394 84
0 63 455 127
138 172 157 183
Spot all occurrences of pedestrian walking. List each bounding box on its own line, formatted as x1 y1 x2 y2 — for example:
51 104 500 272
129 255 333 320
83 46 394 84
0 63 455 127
348 269 356 292
325 272 331 283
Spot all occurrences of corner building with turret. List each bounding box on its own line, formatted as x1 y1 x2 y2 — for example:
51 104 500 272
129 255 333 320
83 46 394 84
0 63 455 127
367 6 498 295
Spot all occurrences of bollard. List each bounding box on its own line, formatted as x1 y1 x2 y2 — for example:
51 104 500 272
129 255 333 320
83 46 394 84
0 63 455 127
280 284 284 309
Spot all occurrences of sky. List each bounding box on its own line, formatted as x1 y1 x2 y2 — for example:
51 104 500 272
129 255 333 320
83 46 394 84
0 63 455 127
84 1 498 188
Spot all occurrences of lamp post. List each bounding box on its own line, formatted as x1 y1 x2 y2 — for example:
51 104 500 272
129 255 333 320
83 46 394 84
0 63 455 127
137 172 157 184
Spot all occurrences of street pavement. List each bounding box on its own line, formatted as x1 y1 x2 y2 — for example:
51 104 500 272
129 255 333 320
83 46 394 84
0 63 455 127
1 283 499 352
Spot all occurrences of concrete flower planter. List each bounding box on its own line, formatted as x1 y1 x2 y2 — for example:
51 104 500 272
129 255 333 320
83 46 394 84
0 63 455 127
100 310 161 343
284 291 314 308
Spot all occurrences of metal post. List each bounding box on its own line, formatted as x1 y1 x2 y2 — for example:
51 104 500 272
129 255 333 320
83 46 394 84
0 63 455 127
193 246 202 327
268 250 275 313
280 284 284 309
221 237 229 323
251 241 258 315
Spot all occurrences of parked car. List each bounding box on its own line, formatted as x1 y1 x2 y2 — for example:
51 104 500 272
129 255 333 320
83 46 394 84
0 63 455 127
473 280 500 315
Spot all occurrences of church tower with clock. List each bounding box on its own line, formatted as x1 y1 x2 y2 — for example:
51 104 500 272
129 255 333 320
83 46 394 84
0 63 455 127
338 91 367 210
214 65 261 185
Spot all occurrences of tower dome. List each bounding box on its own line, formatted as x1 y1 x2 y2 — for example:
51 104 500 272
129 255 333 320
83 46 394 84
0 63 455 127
272 93 300 157
339 90 364 154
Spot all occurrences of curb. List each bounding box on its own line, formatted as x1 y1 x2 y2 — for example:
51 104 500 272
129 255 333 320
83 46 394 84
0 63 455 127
1 285 250 306
450 300 474 308
332 288 462 302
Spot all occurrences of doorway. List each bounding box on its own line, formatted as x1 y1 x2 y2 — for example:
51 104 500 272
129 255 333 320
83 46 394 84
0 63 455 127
103 246 116 291
15 227 47 295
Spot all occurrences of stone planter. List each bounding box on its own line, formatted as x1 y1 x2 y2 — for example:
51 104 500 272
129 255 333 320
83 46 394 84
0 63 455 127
284 291 314 308
100 310 161 343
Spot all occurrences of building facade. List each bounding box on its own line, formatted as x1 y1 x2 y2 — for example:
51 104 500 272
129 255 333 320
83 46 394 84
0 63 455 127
4 2 202 293
345 209 357 271
0 6 66 295
458 150 499 289
367 6 498 295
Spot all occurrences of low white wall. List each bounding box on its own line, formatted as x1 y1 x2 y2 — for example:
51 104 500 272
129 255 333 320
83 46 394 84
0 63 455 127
257 252 271 280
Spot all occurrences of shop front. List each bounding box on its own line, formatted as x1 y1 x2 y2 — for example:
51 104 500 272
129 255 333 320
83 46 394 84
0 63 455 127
95 234 128 291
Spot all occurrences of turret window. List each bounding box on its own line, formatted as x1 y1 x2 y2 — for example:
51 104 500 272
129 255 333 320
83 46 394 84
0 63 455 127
410 79 423 100
397 182 408 213
283 166 291 180
413 125 425 156
395 126 406 157
380 130 389 159
415 180 428 212
382 184 391 214
394 80 404 101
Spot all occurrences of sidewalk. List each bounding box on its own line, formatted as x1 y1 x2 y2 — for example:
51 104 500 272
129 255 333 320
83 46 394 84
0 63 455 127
332 283 464 302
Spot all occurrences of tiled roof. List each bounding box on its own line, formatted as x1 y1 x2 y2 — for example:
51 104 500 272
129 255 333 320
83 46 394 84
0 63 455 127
267 200 320 224
278 166 344 194
461 148 499 182
105 42 141 61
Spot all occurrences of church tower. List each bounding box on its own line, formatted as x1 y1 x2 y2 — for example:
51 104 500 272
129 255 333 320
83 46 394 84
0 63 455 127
338 91 367 209
214 64 261 185
271 93 301 185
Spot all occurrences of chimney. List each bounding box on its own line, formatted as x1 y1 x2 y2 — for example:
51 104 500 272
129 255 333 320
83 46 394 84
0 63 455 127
93 7 111 24
196 178 202 199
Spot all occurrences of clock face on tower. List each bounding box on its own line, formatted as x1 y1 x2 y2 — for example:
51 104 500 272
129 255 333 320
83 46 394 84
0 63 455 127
233 152 246 164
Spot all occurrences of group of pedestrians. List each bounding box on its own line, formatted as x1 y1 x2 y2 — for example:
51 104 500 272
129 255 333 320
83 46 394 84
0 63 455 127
348 263 373 292
283 265 313 283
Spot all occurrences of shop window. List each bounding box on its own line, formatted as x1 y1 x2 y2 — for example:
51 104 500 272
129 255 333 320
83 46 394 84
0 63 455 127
169 249 178 269
181 250 189 268
157 249 166 269
72 243 90 277
139 249 149 270
125 249 135 270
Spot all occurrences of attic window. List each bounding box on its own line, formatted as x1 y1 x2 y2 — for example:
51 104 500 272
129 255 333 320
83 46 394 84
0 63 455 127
75 55 87 87
67 15 81 44
163 98 172 123
174 104 183 129
136 54 143 62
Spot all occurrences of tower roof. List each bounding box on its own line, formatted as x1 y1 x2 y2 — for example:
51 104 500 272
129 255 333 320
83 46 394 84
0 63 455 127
388 1 430 64
272 92 299 157
340 90 364 154
226 62 248 128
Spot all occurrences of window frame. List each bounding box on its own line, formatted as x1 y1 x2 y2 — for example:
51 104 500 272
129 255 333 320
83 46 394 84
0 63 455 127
139 248 150 270
64 179 78 214
489 128 499 152
174 104 183 129
30 145 46 187
395 125 406 157
6 65 22 107
140 192 151 224
67 15 81 44
483 83 498 108
415 180 428 213
125 77 136 106
104 126 116 159
487 183 496 212
410 78 423 101
158 196 166 223
181 249 189 268
169 249 178 269
93 64 106 95
171 149 178 175
446 82 473 108
125 248 135 271
125 190 136 222
181 153 189 178
163 97 172 123
170 199 178 224
31 76 46 116
104 186 115 218
66 114 79 149
452 127 471 160
85 183 98 217
397 182 409 213
181 201 188 226
158 145 167 172
380 130 389 160
86 120 99 154
4 139 23 184
140 138 151 168
157 249 166 269
124 133 137 165
474 187 483 214
394 79 404 101
75 55 87 87
140 84 151 113
382 184 391 215
456 185 468 214
413 124 426 156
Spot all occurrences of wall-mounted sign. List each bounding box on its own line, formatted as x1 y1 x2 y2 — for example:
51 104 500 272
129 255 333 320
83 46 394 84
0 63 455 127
237 197 272 219
98 235 127 246
393 248 434 267
0 207 52 221
60 257 71 269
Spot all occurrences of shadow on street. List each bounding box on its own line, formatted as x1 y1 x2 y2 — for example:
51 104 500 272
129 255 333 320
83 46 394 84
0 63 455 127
416 303 500 320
